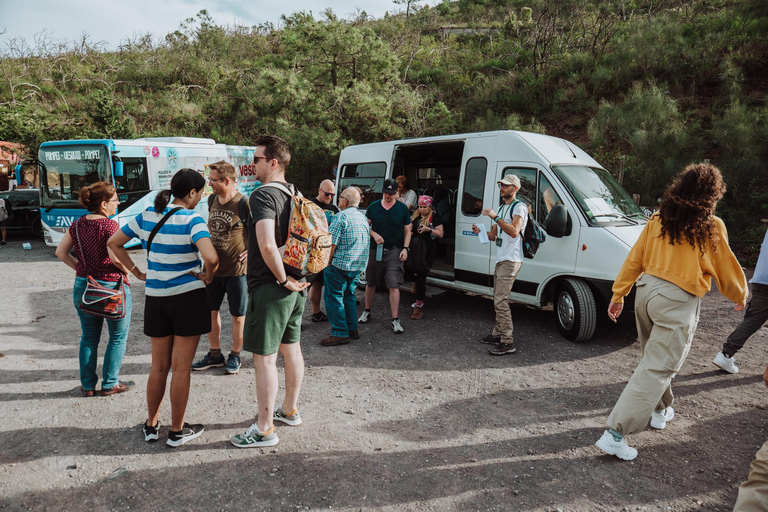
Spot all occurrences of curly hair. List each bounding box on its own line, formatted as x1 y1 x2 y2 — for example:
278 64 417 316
658 162 726 253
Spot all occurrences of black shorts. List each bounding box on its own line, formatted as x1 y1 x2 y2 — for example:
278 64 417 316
307 271 325 287
206 275 248 316
144 288 212 338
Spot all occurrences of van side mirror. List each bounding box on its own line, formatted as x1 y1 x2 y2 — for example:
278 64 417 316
546 204 568 238
114 161 124 178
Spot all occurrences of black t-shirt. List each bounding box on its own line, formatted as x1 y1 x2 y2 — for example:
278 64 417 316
311 197 339 226
412 212 443 262
247 183 294 292
366 199 411 250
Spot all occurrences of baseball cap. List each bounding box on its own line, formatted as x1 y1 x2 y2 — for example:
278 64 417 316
382 178 398 194
497 174 521 188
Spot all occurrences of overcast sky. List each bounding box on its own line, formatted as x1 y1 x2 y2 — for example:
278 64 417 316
0 0 418 51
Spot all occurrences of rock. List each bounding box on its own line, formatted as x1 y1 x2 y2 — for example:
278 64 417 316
513 490 520 496
66 464 77 470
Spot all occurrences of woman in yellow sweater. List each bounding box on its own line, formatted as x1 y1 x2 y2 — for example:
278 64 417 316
596 162 748 461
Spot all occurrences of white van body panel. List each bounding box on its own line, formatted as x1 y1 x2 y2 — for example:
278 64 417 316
575 224 644 283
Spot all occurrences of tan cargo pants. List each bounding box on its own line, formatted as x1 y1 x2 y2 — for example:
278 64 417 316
607 274 701 436
734 440 768 511
491 260 523 344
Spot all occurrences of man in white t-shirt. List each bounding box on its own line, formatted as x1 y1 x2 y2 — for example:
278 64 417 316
472 173 527 355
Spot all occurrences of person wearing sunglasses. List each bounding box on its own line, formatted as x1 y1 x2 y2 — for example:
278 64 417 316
307 179 339 322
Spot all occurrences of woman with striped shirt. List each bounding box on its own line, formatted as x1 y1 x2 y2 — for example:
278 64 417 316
109 169 219 447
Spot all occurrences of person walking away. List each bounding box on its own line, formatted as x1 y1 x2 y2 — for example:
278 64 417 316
471 174 527 355
396 175 418 215
409 195 444 320
733 363 768 510
307 179 339 322
712 223 768 374
108 169 219 448
231 135 310 448
595 163 748 461
192 161 248 375
358 178 412 334
320 187 370 346
55 182 134 397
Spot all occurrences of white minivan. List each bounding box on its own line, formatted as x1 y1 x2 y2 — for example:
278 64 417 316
335 130 647 342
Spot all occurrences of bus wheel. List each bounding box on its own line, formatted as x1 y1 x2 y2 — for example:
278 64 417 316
556 278 597 342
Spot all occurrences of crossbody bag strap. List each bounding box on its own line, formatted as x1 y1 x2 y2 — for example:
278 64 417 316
146 207 183 255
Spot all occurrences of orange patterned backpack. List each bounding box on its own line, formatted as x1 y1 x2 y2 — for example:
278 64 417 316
261 182 333 276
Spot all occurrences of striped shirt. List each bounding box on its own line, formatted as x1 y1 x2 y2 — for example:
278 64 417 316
329 207 370 272
121 206 210 297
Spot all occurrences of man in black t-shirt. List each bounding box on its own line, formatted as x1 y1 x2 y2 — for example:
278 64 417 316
307 179 339 322
231 135 310 450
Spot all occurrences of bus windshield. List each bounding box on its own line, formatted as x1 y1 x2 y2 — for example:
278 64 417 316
552 165 646 225
38 144 110 206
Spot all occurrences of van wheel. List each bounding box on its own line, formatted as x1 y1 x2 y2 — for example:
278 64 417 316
556 278 597 342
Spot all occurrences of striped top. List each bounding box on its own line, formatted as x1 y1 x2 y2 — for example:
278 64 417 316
121 206 210 297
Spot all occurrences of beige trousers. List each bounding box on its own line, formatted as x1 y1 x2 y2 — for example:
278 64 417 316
607 274 701 436
491 260 522 344
734 440 768 511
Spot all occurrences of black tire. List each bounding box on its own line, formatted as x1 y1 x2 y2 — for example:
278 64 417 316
32 217 43 239
555 277 597 342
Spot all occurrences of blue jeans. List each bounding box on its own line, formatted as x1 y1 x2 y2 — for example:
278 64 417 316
73 276 132 390
323 266 361 337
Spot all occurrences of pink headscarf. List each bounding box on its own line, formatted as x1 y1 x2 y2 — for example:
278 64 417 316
418 195 433 207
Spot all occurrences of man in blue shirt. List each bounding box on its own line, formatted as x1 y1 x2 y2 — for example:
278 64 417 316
320 187 370 346
713 223 768 374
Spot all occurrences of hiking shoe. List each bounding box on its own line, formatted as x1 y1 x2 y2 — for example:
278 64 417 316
349 330 360 339
479 334 501 345
231 423 279 448
392 318 404 334
358 310 372 323
489 342 516 355
650 407 674 429
191 352 225 371
225 354 241 374
411 305 424 320
713 352 738 374
311 312 328 322
100 380 135 396
143 420 160 442
80 387 95 397
166 423 204 447
595 430 638 461
273 407 302 426
321 336 349 346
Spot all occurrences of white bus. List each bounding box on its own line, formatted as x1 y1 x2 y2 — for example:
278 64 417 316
35 137 260 247
335 130 647 342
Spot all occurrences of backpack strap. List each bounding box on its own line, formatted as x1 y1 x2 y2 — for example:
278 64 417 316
146 207 183 254
207 194 215 210
261 182 301 198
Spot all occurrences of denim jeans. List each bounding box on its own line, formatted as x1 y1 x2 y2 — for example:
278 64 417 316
73 276 132 390
323 266 361 337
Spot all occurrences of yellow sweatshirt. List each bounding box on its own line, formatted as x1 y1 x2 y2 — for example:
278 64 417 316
611 213 748 304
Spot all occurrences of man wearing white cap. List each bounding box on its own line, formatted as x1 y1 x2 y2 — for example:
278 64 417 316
472 174 527 355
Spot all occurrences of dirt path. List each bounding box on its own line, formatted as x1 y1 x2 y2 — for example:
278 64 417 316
1 235 766 511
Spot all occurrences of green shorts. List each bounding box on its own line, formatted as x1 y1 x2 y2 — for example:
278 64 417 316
243 282 306 356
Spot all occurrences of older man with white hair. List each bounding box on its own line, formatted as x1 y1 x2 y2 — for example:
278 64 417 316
320 187 370 346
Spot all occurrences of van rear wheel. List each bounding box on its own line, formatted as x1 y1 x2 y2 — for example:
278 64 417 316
556 278 597 342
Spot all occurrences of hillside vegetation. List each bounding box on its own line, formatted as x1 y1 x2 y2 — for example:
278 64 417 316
1 0 766 251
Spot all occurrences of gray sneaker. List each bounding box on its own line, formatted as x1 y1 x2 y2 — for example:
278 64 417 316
231 423 279 448
358 310 372 323
391 318 404 334
273 407 302 426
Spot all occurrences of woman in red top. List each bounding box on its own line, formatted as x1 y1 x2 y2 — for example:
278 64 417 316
55 182 139 397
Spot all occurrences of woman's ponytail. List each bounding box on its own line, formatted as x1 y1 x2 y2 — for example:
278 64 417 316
154 190 172 211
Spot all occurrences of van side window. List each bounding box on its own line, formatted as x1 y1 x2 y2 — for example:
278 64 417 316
339 162 386 208
503 167 536 214
461 158 487 216
538 174 562 225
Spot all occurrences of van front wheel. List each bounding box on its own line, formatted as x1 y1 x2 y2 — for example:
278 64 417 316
556 278 597 342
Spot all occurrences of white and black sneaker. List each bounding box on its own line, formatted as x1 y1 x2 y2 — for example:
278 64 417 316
166 423 204 447
143 420 160 442
391 318 404 334
358 310 372 323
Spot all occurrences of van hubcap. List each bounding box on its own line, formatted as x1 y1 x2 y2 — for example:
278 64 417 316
557 292 575 330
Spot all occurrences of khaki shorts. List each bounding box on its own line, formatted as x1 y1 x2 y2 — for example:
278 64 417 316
243 282 306 356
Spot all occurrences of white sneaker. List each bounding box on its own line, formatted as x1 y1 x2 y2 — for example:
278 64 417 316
650 406 674 429
391 318 404 334
595 430 638 461
713 352 739 374
358 310 371 323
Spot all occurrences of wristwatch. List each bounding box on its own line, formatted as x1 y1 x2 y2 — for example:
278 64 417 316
404 247 410 252
277 278 288 287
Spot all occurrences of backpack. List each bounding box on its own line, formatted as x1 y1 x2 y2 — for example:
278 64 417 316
511 200 546 259
261 183 333 277
405 237 429 275
208 193 249 228
0 198 7 223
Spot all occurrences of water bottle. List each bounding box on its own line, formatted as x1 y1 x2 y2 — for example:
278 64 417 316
375 243 383 262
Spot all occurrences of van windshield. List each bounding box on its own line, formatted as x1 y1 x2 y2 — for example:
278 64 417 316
552 165 645 225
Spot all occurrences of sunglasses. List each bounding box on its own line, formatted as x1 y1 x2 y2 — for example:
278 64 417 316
321 190 335 198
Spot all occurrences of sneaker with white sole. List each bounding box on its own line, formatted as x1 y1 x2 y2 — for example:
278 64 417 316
358 310 372 323
143 420 160 442
166 423 204 447
273 407 302 426
713 352 739 374
392 318 404 334
231 423 279 448
595 430 638 461
650 406 674 429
